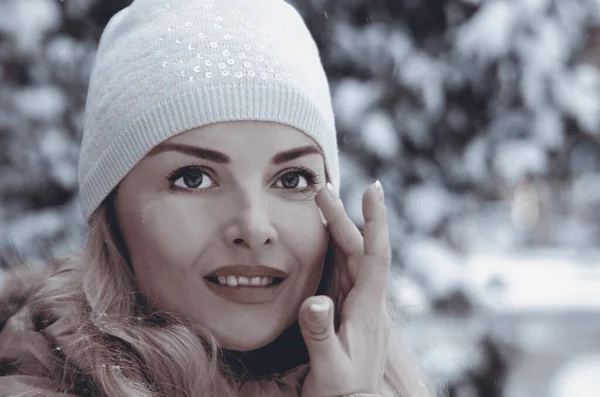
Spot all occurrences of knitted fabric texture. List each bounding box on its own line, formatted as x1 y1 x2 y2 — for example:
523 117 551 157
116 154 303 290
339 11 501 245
78 0 339 220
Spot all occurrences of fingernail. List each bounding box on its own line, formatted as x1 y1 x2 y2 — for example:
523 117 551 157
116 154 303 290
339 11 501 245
310 300 329 313
326 182 337 199
309 297 330 321
374 180 384 202
317 207 327 227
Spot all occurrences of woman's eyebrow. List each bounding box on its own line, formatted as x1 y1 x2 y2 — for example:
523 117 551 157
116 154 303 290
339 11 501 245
148 143 230 163
148 143 322 164
271 145 322 164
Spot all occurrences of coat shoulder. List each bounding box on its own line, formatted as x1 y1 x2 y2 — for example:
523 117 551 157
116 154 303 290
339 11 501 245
0 262 52 332
0 249 82 395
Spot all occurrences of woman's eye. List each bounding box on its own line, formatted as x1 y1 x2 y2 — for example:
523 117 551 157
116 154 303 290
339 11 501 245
275 170 315 190
169 167 214 190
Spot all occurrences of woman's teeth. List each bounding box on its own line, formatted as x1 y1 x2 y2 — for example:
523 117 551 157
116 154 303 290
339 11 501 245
216 275 275 287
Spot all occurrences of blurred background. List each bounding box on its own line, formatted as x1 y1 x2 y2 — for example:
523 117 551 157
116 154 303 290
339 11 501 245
1 0 600 395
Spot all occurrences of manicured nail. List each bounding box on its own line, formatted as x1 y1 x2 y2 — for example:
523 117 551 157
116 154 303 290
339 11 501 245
310 298 329 313
374 180 384 202
308 297 330 322
326 182 337 199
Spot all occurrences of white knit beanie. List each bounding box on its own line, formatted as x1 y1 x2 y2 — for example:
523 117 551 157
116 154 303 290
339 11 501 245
78 0 339 221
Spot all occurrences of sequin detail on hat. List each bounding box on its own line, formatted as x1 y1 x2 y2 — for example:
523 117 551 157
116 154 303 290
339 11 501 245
153 1 291 83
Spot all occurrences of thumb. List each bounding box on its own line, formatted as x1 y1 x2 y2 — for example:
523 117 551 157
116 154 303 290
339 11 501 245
298 295 340 365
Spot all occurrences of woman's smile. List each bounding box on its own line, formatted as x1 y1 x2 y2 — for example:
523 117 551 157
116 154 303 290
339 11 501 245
203 263 289 304
204 276 287 304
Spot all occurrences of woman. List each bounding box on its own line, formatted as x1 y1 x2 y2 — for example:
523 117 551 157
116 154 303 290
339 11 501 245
0 0 432 396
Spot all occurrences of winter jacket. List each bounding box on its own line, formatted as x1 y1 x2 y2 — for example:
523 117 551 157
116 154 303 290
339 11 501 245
0 265 382 397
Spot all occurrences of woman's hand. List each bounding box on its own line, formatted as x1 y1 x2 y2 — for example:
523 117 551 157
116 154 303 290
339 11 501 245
299 181 391 397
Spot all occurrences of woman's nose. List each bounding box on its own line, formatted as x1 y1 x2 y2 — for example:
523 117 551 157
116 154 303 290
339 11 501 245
222 195 278 249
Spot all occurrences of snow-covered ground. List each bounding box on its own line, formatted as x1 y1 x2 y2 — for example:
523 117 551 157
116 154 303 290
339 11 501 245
394 247 600 397
550 354 600 397
464 249 600 312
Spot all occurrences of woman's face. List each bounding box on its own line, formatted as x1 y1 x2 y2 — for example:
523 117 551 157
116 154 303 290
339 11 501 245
114 121 330 351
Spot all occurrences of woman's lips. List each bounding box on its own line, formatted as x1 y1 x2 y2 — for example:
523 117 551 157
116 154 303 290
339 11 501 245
204 277 286 304
205 264 288 278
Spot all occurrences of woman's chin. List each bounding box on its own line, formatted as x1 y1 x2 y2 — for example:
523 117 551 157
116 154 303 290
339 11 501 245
215 327 283 351
217 332 279 352
207 309 297 352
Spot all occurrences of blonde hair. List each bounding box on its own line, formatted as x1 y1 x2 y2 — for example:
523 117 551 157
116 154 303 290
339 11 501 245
22 195 433 397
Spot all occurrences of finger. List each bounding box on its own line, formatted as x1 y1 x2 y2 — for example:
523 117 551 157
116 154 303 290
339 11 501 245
298 295 342 366
335 249 353 297
355 182 391 301
362 181 390 257
315 184 363 257
316 185 364 285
